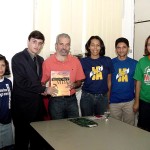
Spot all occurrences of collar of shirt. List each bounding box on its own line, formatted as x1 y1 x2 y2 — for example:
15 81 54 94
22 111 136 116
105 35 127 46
53 53 71 63
27 49 36 60
0 76 4 82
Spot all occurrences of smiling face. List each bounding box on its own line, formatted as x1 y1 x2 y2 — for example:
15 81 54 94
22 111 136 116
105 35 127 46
116 42 129 60
89 39 101 59
27 38 44 55
0 60 6 79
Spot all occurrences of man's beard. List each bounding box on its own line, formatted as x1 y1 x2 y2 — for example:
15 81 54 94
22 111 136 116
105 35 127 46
60 49 70 56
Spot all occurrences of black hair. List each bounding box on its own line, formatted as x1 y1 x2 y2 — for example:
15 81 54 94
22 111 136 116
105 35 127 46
144 35 150 56
28 30 45 42
0 54 10 75
115 37 129 48
85 36 105 56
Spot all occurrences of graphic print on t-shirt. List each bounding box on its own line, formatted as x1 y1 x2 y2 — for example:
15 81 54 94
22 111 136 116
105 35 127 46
144 66 150 85
0 86 9 97
116 68 129 82
89 66 103 80
0 84 11 109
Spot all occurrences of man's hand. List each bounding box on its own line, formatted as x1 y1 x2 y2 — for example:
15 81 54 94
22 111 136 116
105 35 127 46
46 86 58 96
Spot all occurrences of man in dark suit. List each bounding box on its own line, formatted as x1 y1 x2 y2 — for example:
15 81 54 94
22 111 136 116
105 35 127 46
11 30 50 150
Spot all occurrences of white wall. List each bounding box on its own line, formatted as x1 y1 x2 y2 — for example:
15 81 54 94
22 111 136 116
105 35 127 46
135 0 150 22
0 0 134 82
34 0 123 59
0 0 34 80
134 0 150 60
121 0 134 58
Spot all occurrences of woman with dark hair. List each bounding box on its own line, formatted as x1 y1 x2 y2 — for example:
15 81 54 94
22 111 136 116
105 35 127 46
0 54 14 150
144 35 150 56
85 36 105 57
80 36 113 116
133 35 150 132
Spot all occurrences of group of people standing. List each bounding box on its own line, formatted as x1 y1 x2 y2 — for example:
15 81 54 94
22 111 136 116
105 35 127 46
0 30 150 150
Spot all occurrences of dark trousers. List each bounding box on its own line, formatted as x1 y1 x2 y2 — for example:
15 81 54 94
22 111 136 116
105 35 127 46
49 94 79 120
12 94 45 150
80 91 108 116
14 119 51 150
0 145 14 150
14 120 31 150
138 100 150 132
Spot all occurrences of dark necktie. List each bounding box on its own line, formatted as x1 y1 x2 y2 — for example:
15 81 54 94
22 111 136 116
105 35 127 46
33 56 38 74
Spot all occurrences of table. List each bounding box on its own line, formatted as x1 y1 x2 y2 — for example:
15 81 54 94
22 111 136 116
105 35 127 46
30 117 150 150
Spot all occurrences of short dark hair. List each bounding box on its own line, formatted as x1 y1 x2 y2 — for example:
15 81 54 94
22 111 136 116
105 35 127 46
144 35 150 56
85 36 105 56
0 54 10 75
115 37 129 48
28 30 45 42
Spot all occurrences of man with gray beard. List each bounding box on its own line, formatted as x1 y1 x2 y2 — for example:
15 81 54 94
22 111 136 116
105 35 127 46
41 33 85 119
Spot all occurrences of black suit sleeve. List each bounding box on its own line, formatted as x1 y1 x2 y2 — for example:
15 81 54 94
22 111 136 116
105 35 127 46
12 52 46 94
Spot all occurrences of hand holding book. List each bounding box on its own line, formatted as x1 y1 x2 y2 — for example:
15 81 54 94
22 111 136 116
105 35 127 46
66 82 76 90
49 86 58 97
41 86 58 96
67 80 82 90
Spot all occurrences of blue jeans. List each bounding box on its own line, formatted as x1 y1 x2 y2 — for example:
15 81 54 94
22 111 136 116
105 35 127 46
48 94 79 120
80 91 108 116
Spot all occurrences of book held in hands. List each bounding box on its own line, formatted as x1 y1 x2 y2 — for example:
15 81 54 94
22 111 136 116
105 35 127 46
51 71 70 96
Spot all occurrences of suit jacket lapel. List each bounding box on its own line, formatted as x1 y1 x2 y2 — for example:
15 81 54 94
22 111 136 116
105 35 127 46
23 49 39 78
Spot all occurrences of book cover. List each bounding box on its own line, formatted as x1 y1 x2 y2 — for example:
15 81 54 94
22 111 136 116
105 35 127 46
51 71 70 96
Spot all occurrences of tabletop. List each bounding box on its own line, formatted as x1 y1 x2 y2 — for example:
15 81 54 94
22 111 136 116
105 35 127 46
31 117 150 150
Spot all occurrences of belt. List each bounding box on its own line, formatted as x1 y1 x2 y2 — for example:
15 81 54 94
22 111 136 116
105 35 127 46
52 93 76 98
